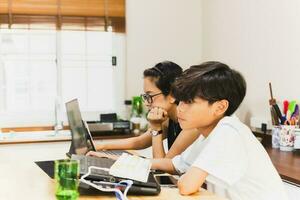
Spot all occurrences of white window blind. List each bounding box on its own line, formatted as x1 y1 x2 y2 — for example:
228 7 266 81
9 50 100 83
0 29 125 127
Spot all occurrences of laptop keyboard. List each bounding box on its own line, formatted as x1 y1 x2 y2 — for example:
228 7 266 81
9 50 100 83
71 150 130 176
97 150 131 156
87 158 113 174
71 154 115 175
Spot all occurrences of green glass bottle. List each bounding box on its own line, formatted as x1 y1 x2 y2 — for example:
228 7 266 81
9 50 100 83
131 96 143 134
54 159 79 200
132 96 143 117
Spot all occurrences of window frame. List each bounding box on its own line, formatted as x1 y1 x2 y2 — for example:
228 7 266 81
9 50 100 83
0 29 126 127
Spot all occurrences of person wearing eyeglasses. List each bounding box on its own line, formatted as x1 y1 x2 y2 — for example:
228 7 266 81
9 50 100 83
93 61 200 158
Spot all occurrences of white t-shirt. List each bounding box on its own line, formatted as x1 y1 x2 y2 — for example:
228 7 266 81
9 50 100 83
172 116 288 200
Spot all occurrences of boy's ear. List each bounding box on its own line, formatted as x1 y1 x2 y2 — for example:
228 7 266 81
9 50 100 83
214 100 229 116
168 95 176 104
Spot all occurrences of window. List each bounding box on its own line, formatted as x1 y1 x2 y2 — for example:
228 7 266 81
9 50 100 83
0 29 125 127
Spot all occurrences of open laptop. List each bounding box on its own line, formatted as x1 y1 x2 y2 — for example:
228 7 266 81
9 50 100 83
65 99 161 195
66 99 128 157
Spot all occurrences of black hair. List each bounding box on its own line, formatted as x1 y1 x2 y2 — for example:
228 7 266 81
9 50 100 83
172 61 246 116
143 61 183 96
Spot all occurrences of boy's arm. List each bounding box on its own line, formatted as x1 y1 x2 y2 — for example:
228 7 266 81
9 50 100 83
177 167 208 195
165 129 200 158
95 129 152 150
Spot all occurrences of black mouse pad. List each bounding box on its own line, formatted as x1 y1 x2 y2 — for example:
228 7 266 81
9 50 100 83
35 160 55 179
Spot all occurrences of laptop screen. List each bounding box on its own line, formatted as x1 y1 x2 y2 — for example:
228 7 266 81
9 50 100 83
66 99 95 155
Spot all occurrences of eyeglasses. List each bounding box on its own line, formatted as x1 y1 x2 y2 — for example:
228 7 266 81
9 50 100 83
140 92 162 104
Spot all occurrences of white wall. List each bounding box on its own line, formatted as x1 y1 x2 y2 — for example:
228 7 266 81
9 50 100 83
202 0 300 125
126 0 203 98
125 0 300 125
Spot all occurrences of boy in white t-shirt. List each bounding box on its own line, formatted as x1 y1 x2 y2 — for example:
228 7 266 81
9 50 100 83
151 61 288 200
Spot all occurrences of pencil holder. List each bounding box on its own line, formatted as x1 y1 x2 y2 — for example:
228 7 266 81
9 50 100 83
279 125 295 151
